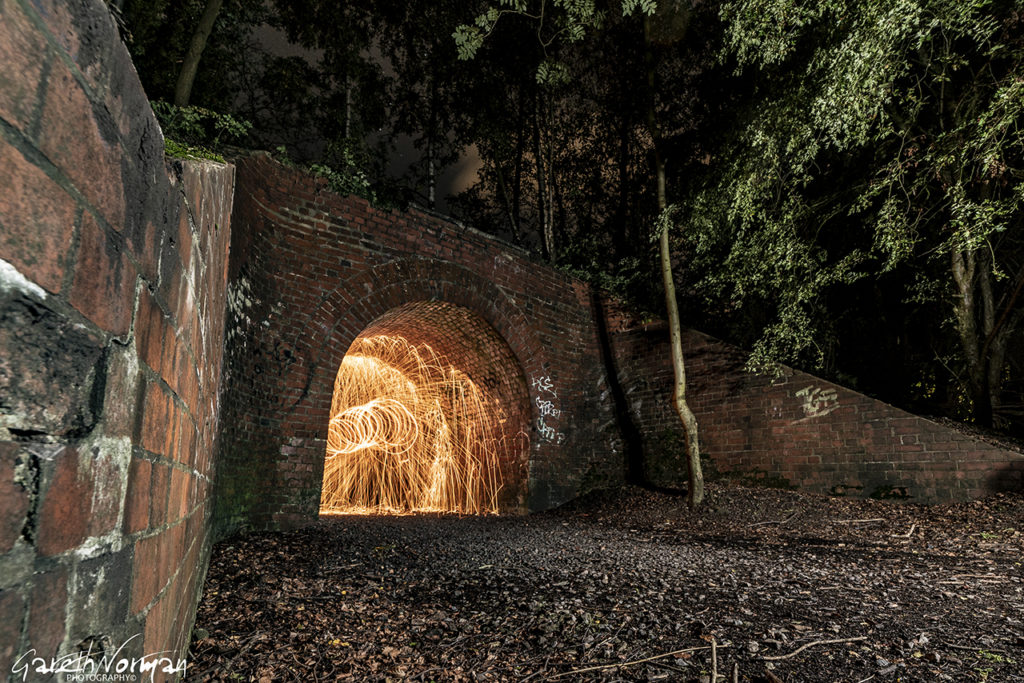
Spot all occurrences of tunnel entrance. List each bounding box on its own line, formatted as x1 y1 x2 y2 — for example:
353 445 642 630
319 301 530 515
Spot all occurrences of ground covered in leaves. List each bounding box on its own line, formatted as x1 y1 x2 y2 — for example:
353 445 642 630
190 484 1024 681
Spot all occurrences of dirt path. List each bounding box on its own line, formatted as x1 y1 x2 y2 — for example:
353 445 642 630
190 484 1024 681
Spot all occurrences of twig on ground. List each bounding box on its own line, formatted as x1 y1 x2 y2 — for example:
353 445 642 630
548 644 728 679
943 643 1006 653
835 518 886 524
762 636 868 661
747 512 798 527
893 524 917 538
711 637 718 681
732 662 739 683
647 659 689 675
951 574 1011 580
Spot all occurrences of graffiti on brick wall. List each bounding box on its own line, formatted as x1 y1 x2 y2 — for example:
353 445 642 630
532 376 554 394
536 398 560 418
225 276 256 345
493 252 522 275
794 385 839 421
532 375 565 444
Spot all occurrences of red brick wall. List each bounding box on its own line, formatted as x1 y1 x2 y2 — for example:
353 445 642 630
0 0 233 677
604 308 1024 502
214 153 624 534
218 152 1024 537
6 0 1019 677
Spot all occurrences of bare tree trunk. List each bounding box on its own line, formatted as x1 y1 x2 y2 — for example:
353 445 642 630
952 248 994 424
173 0 224 107
645 15 702 509
978 251 998 423
534 93 556 262
617 121 632 255
494 163 521 243
983 263 1024 427
344 77 352 140
656 156 703 509
427 69 438 209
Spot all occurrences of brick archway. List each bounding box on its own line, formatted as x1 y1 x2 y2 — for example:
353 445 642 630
287 257 544 426
296 259 540 516
319 299 532 512
218 154 615 532
254 257 560 525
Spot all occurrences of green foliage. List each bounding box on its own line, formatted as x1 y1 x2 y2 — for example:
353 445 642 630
151 101 251 149
163 138 225 163
685 0 1024 405
558 249 655 311
309 139 378 204
128 0 1024 429
152 101 250 163
454 0 653 80
122 0 268 108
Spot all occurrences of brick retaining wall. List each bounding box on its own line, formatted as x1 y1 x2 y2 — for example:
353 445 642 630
0 0 233 673
604 310 1024 501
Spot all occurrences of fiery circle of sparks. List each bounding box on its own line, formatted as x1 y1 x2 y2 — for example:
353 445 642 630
320 335 511 515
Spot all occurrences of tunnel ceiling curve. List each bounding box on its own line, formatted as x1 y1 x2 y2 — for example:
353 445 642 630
320 300 530 515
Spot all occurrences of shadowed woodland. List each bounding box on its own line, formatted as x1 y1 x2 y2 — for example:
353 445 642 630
63 0 1024 680
120 0 1024 438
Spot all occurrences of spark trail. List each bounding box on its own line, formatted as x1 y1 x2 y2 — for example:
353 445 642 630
320 335 511 515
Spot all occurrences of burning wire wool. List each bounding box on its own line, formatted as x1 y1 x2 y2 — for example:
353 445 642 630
320 335 512 515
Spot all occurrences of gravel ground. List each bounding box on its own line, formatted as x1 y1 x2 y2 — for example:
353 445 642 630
190 483 1024 682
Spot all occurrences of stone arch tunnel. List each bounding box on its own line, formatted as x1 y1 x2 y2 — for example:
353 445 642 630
214 153 621 535
1 0 1022 678
320 300 532 515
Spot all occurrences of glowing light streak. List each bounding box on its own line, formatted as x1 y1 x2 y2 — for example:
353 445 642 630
320 335 513 515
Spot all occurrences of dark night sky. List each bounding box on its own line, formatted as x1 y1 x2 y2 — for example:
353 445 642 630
256 22 483 211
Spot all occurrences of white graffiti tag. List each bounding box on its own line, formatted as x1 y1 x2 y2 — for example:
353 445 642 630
794 385 839 420
531 376 565 443
536 418 565 444
535 397 561 417
532 375 556 397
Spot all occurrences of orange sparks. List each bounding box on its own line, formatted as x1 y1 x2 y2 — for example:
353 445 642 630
320 335 509 515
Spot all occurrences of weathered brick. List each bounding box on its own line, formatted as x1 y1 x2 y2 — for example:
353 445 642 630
87 444 127 538
126 219 163 284
168 468 187 523
157 243 182 322
2 3 236 675
124 456 151 534
141 593 166 660
139 382 174 458
36 447 93 556
131 533 162 614
149 463 170 528
39 58 124 229
68 546 133 641
104 40 161 160
0 442 28 552
0 590 25 671
70 212 136 335
0 139 77 293
27 567 68 661
26 0 77 71
0 0 49 133
135 288 170 375
102 343 142 439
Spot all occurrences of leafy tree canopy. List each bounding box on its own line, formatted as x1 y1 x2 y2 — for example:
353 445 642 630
120 0 1024 431
685 0 1024 425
